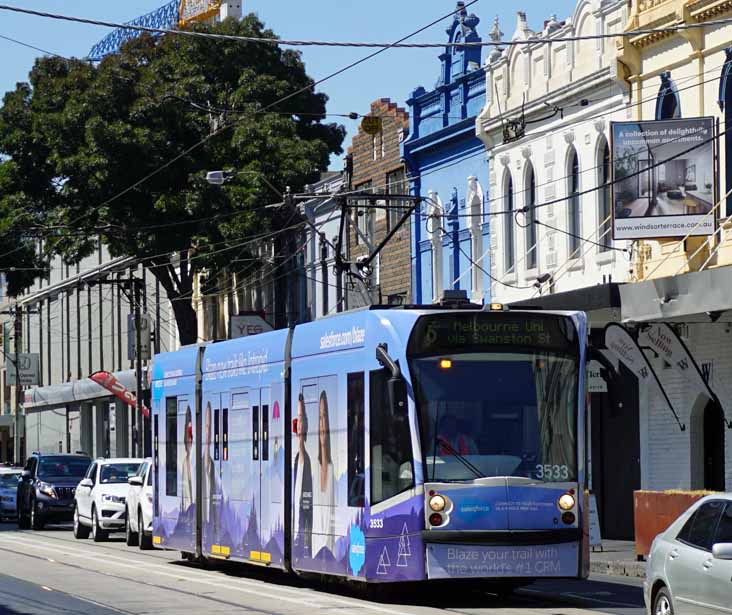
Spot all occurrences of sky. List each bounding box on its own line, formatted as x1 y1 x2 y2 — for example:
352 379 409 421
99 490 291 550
0 0 578 168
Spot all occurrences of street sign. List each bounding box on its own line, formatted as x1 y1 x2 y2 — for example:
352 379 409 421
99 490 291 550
229 313 273 339
6 353 40 386
128 313 152 361
587 361 608 393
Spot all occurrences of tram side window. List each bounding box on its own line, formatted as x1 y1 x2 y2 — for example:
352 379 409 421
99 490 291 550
347 372 365 507
165 397 177 496
370 369 414 504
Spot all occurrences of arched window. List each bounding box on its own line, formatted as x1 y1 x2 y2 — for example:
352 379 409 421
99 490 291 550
656 72 681 120
567 147 581 258
525 164 537 269
505 172 515 273
598 140 611 251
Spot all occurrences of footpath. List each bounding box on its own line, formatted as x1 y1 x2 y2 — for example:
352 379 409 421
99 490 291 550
591 539 646 578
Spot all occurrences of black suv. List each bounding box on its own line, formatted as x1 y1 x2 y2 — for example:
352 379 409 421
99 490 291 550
17 453 91 530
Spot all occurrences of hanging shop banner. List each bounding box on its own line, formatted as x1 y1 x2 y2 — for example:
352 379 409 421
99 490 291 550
604 323 685 430
90 371 150 419
611 117 716 240
638 323 717 404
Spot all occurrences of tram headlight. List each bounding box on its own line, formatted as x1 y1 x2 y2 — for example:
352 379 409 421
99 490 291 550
558 493 576 511
429 494 447 512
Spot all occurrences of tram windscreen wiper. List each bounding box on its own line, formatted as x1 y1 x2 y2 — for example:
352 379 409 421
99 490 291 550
435 437 483 480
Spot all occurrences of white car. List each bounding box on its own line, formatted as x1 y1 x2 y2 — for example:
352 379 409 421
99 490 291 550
645 493 732 615
0 468 22 520
125 458 153 549
73 458 143 542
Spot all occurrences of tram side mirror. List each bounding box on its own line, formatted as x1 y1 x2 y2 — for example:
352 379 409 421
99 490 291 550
388 377 408 417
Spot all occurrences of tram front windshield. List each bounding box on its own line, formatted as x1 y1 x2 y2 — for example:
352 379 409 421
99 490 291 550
408 314 579 483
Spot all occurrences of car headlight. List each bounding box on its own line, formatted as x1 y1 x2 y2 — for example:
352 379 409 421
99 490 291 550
558 493 576 511
102 494 125 504
429 494 447 512
37 482 57 499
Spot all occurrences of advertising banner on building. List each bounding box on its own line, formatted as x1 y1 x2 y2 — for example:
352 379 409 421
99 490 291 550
611 117 716 240
90 371 150 419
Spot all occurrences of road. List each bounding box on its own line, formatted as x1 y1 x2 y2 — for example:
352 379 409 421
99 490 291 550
0 521 645 615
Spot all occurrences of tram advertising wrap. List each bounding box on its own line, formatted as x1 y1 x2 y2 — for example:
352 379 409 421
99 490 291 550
151 306 588 587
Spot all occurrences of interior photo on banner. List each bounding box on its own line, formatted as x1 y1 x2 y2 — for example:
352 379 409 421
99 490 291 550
611 117 716 240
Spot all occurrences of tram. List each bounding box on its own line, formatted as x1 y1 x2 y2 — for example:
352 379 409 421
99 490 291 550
151 298 589 585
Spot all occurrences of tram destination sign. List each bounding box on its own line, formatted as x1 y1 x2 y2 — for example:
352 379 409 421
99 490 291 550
408 313 577 356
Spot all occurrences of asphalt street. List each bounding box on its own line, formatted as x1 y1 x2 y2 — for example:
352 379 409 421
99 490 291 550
0 521 646 615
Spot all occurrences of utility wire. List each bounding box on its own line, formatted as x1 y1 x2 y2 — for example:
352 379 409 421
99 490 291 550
2 4 732 50
0 32 65 58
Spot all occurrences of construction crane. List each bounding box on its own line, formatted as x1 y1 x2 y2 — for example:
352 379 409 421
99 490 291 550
88 1 242 62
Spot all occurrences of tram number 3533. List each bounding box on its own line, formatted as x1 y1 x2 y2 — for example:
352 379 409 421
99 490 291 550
535 464 570 481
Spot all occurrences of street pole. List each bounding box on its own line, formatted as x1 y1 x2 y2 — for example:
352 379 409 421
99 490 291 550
13 305 22 464
133 277 143 458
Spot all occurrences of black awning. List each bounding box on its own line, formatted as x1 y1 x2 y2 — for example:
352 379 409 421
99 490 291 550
509 283 622 312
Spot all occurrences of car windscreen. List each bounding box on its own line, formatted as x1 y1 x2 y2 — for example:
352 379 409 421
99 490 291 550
38 457 90 480
0 473 20 488
100 463 141 484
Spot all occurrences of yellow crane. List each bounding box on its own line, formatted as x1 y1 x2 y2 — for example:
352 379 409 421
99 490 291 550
179 0 223 27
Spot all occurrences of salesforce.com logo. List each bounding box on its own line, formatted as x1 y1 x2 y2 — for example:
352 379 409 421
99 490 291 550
460 504 492 514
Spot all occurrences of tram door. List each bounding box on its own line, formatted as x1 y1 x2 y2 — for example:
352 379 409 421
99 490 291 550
251 387 272 561
202 392 224 552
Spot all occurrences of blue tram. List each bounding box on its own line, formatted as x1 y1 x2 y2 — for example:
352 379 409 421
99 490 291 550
151 300 589 584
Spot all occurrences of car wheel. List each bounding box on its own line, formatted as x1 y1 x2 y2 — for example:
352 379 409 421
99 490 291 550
30 499 44 531
654 586 674 615
91 507 108 543
125 507 139 547
139 510 152 550
17 504 30 530
73 504 90 539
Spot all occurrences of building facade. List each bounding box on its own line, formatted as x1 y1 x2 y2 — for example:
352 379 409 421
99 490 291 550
616 0 732 494
0 246 176 463
347 99 412 307
403 2 491 305
478 2 630 305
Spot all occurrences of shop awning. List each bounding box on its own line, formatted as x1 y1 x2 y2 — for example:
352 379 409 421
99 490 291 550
620 266 732 323
23 369 145 410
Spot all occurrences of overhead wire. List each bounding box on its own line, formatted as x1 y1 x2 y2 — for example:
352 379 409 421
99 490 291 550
3 4 732 50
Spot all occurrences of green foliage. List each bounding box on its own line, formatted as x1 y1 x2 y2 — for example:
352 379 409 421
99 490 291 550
0 15 344 340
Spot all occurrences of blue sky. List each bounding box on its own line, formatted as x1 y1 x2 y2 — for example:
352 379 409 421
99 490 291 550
0 0 577 167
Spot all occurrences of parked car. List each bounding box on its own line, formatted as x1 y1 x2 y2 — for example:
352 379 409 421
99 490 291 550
0 467 22 520
125 458 153 549
17 453 92 530
73 458 143 542
645 493 732 615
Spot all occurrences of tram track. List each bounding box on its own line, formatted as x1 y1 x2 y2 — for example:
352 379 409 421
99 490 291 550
0 527 643 614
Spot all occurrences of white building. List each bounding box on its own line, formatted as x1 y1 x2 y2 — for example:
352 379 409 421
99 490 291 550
477 1 630 305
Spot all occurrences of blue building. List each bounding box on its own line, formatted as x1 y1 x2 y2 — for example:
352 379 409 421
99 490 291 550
402 2 490 305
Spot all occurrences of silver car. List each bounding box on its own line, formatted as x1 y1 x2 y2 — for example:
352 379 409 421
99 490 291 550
645 493 732 614
0 469 22 519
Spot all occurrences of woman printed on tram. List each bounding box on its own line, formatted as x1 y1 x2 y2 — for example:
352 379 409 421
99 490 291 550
314 390 336 556
180 406 194 514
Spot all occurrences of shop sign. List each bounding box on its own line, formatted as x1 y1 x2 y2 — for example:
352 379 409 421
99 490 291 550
229 313 273 339
611 117 716 239
5 353 40 386
587 361 607 393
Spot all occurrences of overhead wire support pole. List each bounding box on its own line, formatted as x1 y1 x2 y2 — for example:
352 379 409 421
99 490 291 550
14 305 22 464
133 274 144 457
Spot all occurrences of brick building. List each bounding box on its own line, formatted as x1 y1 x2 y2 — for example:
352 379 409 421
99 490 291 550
347 99 412 306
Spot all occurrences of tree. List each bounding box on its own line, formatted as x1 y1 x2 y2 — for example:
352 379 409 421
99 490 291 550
0 15 344 342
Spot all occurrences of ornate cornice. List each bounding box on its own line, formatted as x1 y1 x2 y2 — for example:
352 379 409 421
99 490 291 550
626 0 732 49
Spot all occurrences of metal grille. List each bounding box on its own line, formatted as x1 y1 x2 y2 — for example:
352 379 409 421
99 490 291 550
54 487 76 500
